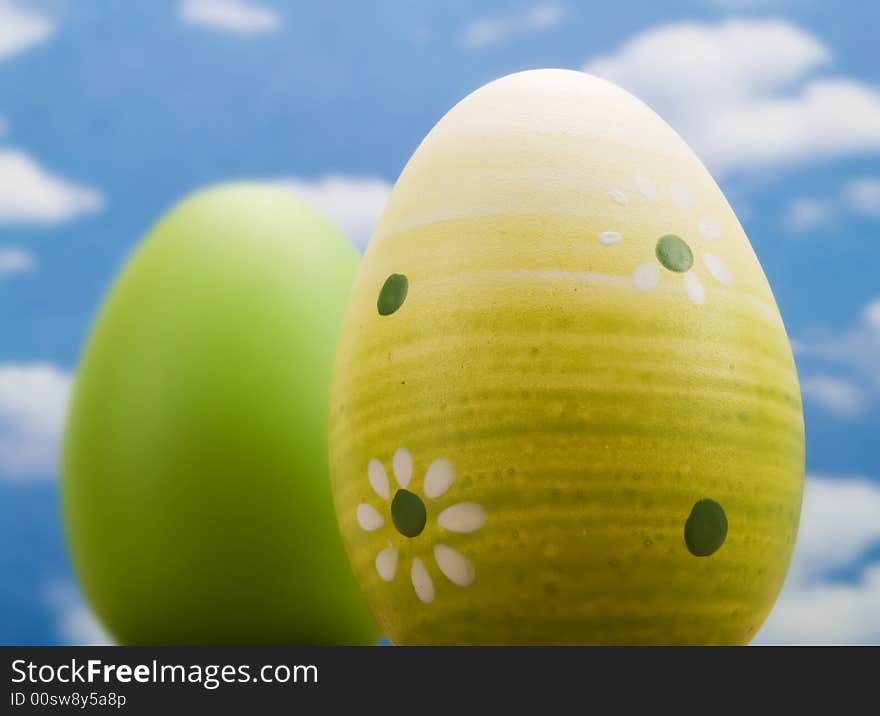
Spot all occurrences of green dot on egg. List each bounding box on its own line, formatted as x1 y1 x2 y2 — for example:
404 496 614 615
391 488 426 538
684 499 728 556
377 273 408 315
655 234 693 273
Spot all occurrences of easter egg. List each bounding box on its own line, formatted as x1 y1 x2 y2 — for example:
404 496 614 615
329 70 804 645
63 184 380 645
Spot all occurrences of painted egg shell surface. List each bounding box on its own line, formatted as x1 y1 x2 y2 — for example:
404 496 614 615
63 184 380 645
329 70 804 645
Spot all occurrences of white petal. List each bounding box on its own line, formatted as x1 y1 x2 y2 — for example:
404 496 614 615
434 544 475 587
423 459 455 499
356 503 384 531
670 182 691 208
698 217 721 240
632 263 659 291
609 189 627 205
635 174 657 199
599 230 622 246
438 502 486 533
683 271 706 305
367 459 390 500
393 447 413 488
375 546 398 581
702 252 733 286
411 558 434 604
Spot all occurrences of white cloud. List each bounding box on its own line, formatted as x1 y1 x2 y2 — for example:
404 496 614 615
843 177 880 216
784 197 833 232
0 149 105 224
703 80 880 171
460 3 566 49
795 296 880 417
863 298 880 331
757 565 880 644
273 175 392 252
584 19 880 175
0 247 35 277
47 583 112 646
180 0 282 35
784 177 880 233
783 476 880 584
800 375 866 418
0 363 72 479
587 19 830 110
0 1 53 62
756 476 880 644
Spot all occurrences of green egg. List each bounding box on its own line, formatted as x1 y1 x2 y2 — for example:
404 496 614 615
62 184 379 645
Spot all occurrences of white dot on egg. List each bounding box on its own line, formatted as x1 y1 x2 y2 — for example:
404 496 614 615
609 190 628 206
375 545 398 581
683 271 706 305
356 503 384 531
599 230 622 245
437 502 486 533
423 458 455 499
635 174 657 199
698 217 722 240
703 252 733 286
670 182 691 209
434 544 475 587
411 558 435 604
367 458 390 500
632 263 659 292
393 447 413 488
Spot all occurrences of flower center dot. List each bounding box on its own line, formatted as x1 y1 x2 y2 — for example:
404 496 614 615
391 489 426 538
655 234 693 272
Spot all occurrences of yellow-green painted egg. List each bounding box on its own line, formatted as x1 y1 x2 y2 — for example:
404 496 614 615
329 69 804 645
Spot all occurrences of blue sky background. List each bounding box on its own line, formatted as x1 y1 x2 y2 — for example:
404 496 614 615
1 0 878 645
